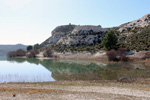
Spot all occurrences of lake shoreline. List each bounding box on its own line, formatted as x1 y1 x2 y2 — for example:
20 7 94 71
0 80 150 100
2 54 150 100
13 50 150 62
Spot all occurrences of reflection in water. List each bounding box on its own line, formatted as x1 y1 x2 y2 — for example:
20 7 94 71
0 56 7 61
6 58 150 82
0 59 55 83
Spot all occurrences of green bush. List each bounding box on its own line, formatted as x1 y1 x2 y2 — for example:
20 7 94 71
27 45 33 51
102 31 118 50
33 44 40 49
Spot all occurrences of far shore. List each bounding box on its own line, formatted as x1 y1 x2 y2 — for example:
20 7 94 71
13 50 150 62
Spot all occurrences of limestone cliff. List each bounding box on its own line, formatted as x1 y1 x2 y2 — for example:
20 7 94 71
41 14 150 48
40 25 76 47
57 25 107 45
41 25 107 47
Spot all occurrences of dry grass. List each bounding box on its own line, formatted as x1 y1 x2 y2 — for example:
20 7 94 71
0 81 150 100
0 87 63 94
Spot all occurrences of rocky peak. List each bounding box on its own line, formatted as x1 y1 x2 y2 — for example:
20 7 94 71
118 14 150 33
52 25 76 35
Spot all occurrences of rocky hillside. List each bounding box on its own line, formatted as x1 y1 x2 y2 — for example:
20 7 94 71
41 14 150 51
118 14 150 34
117 14 150 51
40 25 76 47
41 25 107 47
57 25 107 46
119 25 150 51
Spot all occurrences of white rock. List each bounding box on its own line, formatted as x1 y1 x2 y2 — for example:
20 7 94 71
118 14 150 33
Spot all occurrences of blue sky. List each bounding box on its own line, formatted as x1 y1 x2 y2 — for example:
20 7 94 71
0 0 150 45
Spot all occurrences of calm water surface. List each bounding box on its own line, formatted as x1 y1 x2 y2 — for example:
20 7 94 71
0 57 150 83
0 59 54 83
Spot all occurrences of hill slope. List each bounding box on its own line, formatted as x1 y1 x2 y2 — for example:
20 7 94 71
41 14 150 51
41 25 107 47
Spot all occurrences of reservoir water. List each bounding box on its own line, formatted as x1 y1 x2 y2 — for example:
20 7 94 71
0 57 150 83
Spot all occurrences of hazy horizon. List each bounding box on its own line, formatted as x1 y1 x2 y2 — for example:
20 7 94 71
0 0 150 45
0 43 27 45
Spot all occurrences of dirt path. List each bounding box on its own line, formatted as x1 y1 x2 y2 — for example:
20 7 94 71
0 81 150 100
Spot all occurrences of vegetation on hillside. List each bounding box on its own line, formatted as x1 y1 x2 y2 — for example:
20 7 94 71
119 26 150 51
102 31 118 50
6 25 150 60
43 43 103 53
41 31 117 53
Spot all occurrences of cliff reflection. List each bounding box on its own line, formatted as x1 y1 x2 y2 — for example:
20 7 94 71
7 58 150 81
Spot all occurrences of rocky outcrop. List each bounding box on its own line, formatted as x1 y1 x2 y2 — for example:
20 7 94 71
118 14 150 33
41 25 107 47
41 13 150 47
57 25 107 45
40 25 76 47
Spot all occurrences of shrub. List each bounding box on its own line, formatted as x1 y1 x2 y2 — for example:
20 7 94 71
117 48 129 62
43 48 53 57
102 30 118 50
7 49 26 58
106 49 118 61
106 48 129 62
15 49 26 57
142 52 150 60
33 44 40 49
27 49 39 58
7 51 16 58
120 54 129 62
27 45 33 51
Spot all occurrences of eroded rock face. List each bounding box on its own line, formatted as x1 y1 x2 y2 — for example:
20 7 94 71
57 25 107 45
40 25 76 47
41 13 150 47
118 14 150 33
41 25 107 47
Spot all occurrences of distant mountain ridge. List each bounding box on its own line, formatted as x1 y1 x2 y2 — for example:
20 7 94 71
0 44 27 56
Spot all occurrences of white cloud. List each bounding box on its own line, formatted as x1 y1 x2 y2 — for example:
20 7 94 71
2 0 32 9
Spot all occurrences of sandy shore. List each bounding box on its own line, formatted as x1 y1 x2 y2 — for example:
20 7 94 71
0 81 150 100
